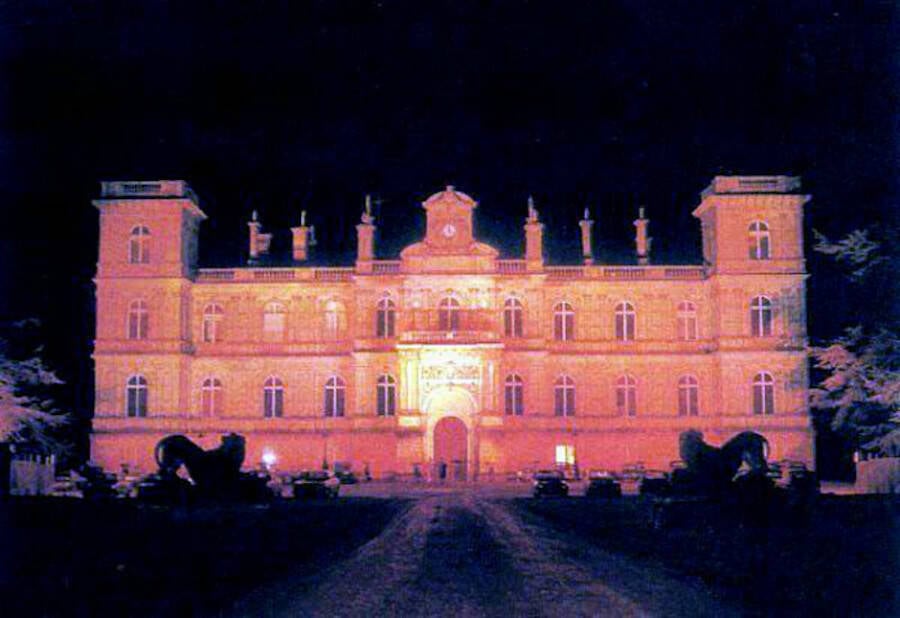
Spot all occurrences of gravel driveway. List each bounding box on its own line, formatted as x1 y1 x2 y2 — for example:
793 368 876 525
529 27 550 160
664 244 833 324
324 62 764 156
231 493 736 618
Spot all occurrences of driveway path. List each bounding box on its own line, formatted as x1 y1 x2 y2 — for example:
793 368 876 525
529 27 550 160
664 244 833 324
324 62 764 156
231 494 736 617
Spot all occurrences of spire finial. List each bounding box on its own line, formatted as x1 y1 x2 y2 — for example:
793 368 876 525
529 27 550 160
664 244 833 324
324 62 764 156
527 195 538 221
251 209 258 222
583 207 590 220
639 206 646 219
365 194 372 216
300 210 307 227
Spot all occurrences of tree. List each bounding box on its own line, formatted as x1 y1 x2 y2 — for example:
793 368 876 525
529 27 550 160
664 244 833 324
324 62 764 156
811 230 900 457
0 320 70 453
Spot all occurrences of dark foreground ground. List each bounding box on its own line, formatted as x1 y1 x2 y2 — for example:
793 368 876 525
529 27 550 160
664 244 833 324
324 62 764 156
0 497 406 617
2 491 899 617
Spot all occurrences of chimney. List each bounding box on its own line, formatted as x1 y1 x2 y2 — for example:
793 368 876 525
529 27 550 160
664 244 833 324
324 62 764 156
579 207 594 264
524 196 544 271
356 194 376 273
633 207 652 265
247 210 272 264
291 210 311 262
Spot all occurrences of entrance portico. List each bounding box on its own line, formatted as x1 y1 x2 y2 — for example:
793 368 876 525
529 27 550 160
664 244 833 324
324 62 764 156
424 386 476 480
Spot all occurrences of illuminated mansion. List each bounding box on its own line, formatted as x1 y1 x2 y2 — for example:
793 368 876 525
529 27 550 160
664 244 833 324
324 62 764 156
92 177 813 479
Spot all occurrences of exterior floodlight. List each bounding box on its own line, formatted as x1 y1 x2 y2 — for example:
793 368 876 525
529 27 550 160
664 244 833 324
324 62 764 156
261 449 277 468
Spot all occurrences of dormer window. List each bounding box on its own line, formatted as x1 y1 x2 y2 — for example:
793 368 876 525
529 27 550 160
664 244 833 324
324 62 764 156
129 226 150 264
749 221 770 260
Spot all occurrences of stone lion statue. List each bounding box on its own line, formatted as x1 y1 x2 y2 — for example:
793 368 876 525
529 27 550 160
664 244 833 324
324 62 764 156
154 433 246 493
675 429 769 495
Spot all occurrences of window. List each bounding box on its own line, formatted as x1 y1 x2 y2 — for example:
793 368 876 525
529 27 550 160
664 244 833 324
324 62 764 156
615 301 636 341
127 300 149 340
439 297 460 331
201 377 223 416
752 372 775 415
126 375 148 417
553 302 574 341
376 375 396 416
376 297 396 338
128 225 150 264
750 296 773 337
324 376 345 417
554 375 575 416
324 300 341 338
202 303 224 343
555 444 576 466
263 302 286 341
504 374 524 416
616 375 637 416
678 375 699 416
263 376 284 418
504 298 524 338
677 301 698 341
749 221 770 260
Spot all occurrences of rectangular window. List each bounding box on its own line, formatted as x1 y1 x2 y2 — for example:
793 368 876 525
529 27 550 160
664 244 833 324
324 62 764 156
263 313 285 340
555 444 575 466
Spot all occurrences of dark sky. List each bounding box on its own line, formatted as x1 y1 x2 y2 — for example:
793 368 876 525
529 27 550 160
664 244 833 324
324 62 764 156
0 0 898 421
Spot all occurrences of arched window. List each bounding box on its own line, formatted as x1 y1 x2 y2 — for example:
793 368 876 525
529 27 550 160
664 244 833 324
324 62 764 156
376 297 396 338
615 301 636 341
201 377 223 416
263 376 284 418
125 375 148 417
324 376 346 417
263 302 286 341
678 375 699 417
127 300 149 340
553 302 574 341
752 372 775 415
128 225 150 264
439 297 460 331
504 374 524 416
750 296 773 337
677 301 698 341
554 375 575 417
504 298 524 338
616 375 637 417
376 375 396 416
202 303 224 343
749 221 770 260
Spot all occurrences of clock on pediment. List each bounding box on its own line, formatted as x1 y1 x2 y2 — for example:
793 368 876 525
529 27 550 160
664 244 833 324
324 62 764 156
422 185 476 251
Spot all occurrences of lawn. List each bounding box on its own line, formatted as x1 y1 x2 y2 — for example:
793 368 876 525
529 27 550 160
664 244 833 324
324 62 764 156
517 494 900 616
0 496 407 617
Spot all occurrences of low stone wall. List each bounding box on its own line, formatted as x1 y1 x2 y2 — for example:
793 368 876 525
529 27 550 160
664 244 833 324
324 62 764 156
856 458 900 494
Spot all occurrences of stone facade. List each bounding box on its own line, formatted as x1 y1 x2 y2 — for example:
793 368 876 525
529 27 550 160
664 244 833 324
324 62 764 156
91 177 813 479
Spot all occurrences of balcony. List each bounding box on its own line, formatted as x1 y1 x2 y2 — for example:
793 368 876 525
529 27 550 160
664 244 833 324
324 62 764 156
399 309 500 344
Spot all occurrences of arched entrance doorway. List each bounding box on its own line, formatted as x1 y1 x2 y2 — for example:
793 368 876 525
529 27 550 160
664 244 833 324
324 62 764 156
433 416 468 481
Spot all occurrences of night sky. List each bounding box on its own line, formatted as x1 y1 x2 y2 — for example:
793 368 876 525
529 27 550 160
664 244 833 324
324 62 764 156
0 1 897 434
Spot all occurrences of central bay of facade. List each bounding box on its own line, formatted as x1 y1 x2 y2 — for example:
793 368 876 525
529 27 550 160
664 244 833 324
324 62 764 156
92 177 813 479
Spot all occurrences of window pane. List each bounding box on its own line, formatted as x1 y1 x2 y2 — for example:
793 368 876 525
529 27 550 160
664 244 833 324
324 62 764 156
690 388 699 416
336 388 345 417
555 388 564 416
627 390 636 416
678 388 688 416
137 388 147 417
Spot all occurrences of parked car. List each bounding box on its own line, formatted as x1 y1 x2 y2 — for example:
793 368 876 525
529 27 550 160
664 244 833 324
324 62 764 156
293 470 340 499
638 470 671 497
584 470 622 499
532 470 569 498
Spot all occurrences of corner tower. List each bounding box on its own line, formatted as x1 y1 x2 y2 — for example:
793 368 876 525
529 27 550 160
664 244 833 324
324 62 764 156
693 176 809 275
92 181 206 464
